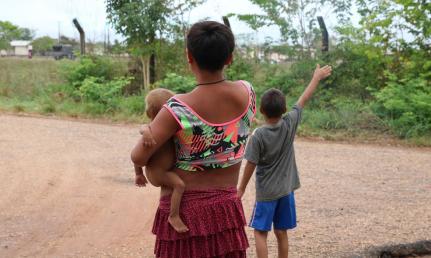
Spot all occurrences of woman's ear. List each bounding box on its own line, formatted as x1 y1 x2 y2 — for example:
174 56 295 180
225 53 233 65
186 49 194 64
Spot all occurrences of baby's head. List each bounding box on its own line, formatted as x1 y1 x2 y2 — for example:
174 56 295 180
260 88 287 119
145 88 175 120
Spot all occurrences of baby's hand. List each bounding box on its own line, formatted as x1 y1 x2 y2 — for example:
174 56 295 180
135 174 148 187
139 124 157 147
312 64 332 81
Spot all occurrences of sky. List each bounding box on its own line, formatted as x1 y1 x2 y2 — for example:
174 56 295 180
0 0 356 44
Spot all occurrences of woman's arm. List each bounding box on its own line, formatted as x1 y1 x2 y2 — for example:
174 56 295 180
131 108 179 167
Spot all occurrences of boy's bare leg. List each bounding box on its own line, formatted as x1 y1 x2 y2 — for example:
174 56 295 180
163 171 188 233
274 229 289 258
254 230 269 258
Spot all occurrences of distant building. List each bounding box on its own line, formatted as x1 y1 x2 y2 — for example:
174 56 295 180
10 40 32 56
267 52 288 63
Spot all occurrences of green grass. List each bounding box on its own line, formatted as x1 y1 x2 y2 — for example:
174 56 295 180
0 57 429 146
0 57 144 123
0 57 65 97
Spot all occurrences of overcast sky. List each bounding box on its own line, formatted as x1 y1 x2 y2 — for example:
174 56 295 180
0 0 355 43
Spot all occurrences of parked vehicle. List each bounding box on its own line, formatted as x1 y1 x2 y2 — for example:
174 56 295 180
51 45 75 60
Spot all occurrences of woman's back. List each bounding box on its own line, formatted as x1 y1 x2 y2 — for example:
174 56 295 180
173 81 251 189
166 80 255 179
177 81 250 124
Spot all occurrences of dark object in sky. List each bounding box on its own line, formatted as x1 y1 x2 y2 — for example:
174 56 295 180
72 18 86 55
222 16 231 29
317 16 329 52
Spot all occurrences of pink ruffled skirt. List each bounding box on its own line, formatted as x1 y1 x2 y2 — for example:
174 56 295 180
152 187 249 258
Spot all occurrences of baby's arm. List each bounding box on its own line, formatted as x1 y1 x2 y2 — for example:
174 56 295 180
139 124 157 147
132 124 155 187
297 64 332 108
237 160 256 199
134 165 148 187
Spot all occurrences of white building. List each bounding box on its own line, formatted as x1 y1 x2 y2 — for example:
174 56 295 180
10 40 32 56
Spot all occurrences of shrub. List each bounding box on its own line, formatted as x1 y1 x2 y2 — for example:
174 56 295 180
154 73 195 93
226 53 255 81
61 55 126 88
78 76 133 106
117 95 146 116
373 73 431 137
301 98 385 132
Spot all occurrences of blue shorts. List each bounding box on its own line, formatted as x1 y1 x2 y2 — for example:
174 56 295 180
249 192 296 231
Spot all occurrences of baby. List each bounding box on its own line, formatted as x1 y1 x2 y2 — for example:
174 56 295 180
134 88 188 233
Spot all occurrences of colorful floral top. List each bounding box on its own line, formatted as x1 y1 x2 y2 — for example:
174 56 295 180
163 81 256 172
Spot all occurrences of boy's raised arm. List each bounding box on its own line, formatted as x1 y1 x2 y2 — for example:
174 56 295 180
297 64 332 108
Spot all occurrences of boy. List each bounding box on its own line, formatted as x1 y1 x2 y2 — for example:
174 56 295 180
238 64 332 258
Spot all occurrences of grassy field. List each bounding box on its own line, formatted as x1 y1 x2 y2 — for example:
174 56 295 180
0 57 145 123
0 57 63 97
0 57 429 146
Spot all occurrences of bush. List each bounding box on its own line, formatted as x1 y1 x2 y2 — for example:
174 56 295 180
78 76 133 106
301 98 386 132
116 95 145 116
226 54 255 81
61 55 126 88
154 73 195 93
373 73 431 137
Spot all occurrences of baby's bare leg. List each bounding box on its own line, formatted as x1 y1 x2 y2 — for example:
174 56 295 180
163 172 188 233
146 166 188 233
146 141 188 232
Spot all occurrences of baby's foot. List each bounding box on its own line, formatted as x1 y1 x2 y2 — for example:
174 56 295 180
168 215 189 233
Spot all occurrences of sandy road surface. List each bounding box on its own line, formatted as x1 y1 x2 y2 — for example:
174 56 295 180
0 114 430 258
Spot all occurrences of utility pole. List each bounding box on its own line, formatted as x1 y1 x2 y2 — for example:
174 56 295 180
72 18 86 55
222 16 231 29
58 21 61 44
317 16 329 52
107 27 110 54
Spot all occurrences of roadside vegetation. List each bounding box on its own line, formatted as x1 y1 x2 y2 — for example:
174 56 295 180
0 0 429 146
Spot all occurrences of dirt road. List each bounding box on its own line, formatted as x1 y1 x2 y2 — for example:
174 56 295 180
1 114 430 257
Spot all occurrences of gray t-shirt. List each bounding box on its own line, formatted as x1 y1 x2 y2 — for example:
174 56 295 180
244 105 302 201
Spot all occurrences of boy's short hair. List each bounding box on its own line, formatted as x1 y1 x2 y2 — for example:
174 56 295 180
187 21 235 72
145 88 175 120
260 88 287 118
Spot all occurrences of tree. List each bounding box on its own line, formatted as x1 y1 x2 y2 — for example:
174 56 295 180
0 21 34 49
111 39 127 55
229 0 352 58
106 0 204 90
59 35 79 48
357 0 431 51
32 36 56 55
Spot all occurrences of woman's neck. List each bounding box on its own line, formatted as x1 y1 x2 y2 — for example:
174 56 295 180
194 70 225 85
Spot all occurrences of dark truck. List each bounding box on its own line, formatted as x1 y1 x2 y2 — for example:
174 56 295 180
51 44 75 60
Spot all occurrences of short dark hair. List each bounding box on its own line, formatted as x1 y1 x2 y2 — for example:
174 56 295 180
187 21 235 71
260 89 286 118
